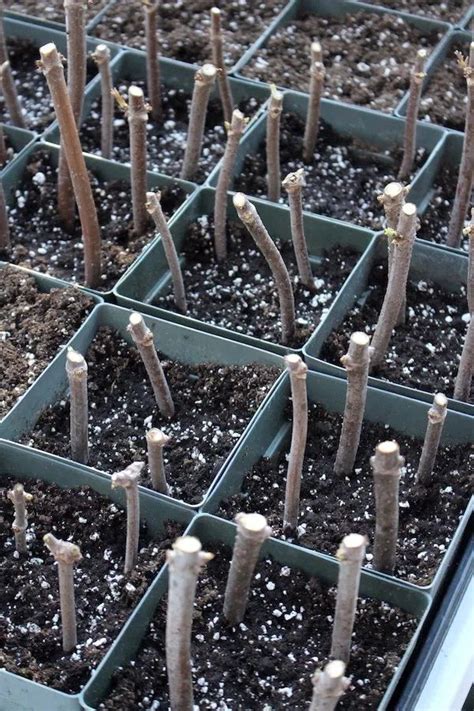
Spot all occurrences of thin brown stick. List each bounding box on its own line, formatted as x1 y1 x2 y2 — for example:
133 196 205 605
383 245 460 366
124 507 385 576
371 441 403 574
266 84 283 202
334 332 371 476
233 192 295 344
454 317 474 401
310 660 350 711
467 208 474 314
283 355 308 531
0 60 26 128
223 513 271 625
282 168 314 290
303 41 325 164
128 85 149 235
210 7 234 125
416 393 448 485
66 347 89 464
144 0 162 122
91 44 113 159
180 63 217 181
44 533 82 652
111 461 144 573
146 427 170 494
0 178 9 250
447 43 474 248
39 43 102 287
378 181 410 324
214 108 247 262
7 483 32 554
398 49 427 181
127 311 175 418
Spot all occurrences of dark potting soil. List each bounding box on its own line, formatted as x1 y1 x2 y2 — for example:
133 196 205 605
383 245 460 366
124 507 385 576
0 266 93 418
154 216 360 348
363 0 471 23
92 0 285 65
23 327 281 505
0 476 185 693
235 113 427 231
99 546 419 710
241 11 443 112
417 166 470 252
419 41 470 131
2 150 187 290
218 404 473 587
320 259 472 400
9 0 109 24
79 79 261 183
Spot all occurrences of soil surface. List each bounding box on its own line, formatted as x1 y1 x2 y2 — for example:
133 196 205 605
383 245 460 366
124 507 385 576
418 166 470 252
0 476 184 693
0 266 93 419
2 150 187 290
154 216 360 348
99 546 419 710
92 0 285 65
419 41 470 131
320 259 471 399
235 113 427 231
79 79 261 183
9 0 109 24
23 327 280 505
217 404 472 586
241 11 443 112
365 0 471 23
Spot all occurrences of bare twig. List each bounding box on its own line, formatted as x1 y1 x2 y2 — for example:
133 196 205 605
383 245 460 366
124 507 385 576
0 178 9 250
398 49 427 180
44 533 82 652
91 44 113 158
283 355 308 531
310 660 350 711
210 7 234 125
233 192 296 344
66 347 89 464
7 483 32 553
180 63 217 181
416 393 448 485
371 441 403 574
266 84 283 201
146 427 170 494
144 0 162 122
0 61 25 128
128 85 149 235
454 210 474 401
111 461 144 573
223 513 271 625
303 41 325 163
282 168 314 290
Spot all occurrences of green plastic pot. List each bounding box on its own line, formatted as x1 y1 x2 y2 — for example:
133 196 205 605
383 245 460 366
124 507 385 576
0 123 37 176
0 303 285 508
303 236 472 414
0 139 196 300
81 512 431 711
202 368 473 595
113 185 376 356
460 5 473 29
0 438 194 711
5 0 117 33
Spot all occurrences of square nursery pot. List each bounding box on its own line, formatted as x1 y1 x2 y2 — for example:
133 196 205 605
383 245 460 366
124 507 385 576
1 140 196 300
42 50 271 185
0 303 285 508
0 438 194 711
0 123 36 176
202 369 473 596
80 513 432 711
4 0 116 33
113 186 376 357
0 261 102 429
303 236 472 415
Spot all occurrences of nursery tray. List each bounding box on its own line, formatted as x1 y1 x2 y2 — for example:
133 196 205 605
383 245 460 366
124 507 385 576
0 123 36 176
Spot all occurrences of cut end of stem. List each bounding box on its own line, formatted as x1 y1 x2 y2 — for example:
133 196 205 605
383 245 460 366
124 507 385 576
350 331 370 347
237 512 269 534
434 392 448 408
343 533 366 550
66 347 86 370
325 660 346 679
198 63 218 82
401 202 417 217
44 533 82 564
92 44 111 64
233 192 247 210
284 353 308 378
39 42 58 62
173 535 202 554
146 427 170 446
384 181 404 199
282 168 305 192
311 40 322 63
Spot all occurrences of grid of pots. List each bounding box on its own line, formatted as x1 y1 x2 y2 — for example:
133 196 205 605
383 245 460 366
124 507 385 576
0 2 472 710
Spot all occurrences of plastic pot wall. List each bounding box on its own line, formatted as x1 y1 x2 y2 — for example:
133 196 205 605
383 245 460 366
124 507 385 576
202 368 473 595
0 124 36 176
0 303 285 507
81 512 431 711
114 185 376 356
303 236 471 414
0 439 194 711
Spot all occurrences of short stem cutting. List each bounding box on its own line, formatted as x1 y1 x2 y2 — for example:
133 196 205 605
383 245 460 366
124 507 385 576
66 347 89 464
91 44 113 158
0 179 9 250
128 85 149 235
223 513 271 625
282 168 314 290
44 533 82 652
303 41 325 163
378 181 409 325
7 483 33 553
210 7 234 124
233 192 296 344
144 0 162 122
283 354 308 531
334 332 371 476
128 311 175 418
146 427 170 494
398 49 427 180
146 190 187 313
111 461 144 573
454 212 474 401
214 108 247 262
180 63 217 181
266 84 283 201
0 60 25 128
330 533 366 664
166 536 212 711
416 393 448 485
310 660 349 711
371 441 403 574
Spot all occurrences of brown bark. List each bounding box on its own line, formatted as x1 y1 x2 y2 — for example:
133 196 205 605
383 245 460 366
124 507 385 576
398 49 427 180
39 43 102 287
44 533 82 652
371 441 403 574
233 192 295 344
91 44 113 159
144 0 162 122
378 182 410 325
416 393 448 484
334 332 371 476
213 108 247 262
0 178 9 250
223 513 271 625
282 168 314 290
7 483 32 554
266 84 283 201
180 63 217 180
454 317 474 401
303 41 325 164
128 85 149 235
146 427 170 494
0 60 26 128
283 355 308 531
310 660 350 711
210 7 234 125
66 347 89 464
111 461 144 573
